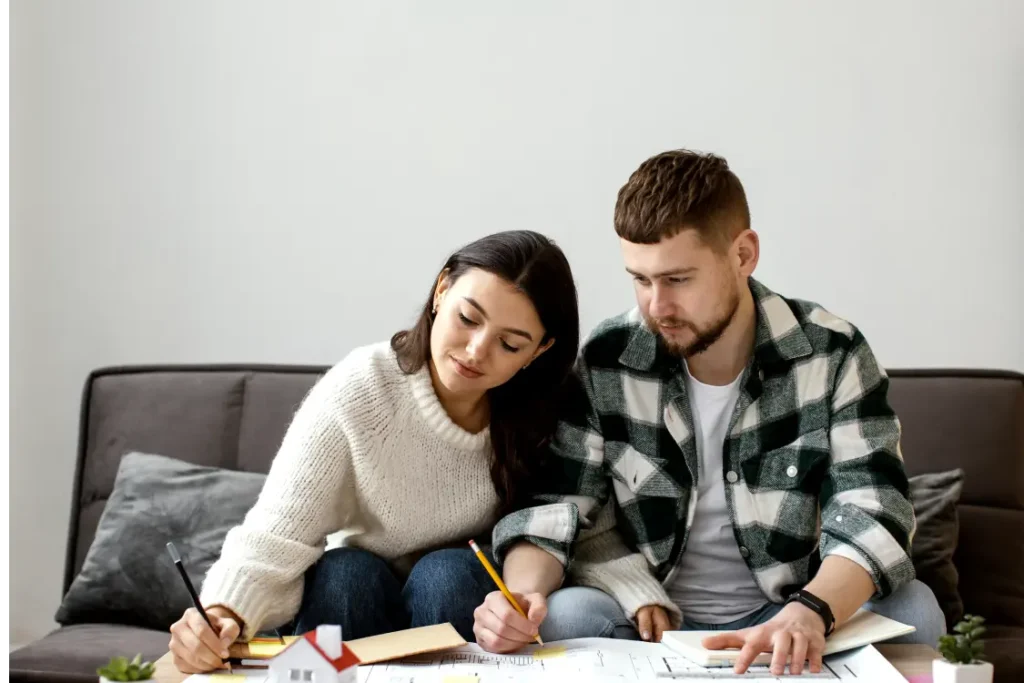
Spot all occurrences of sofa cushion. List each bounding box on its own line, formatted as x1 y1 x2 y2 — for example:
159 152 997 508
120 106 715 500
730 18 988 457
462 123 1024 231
908 469 964 628
977 624 1024 683
9 624 168 683
71 371 249 582
889 372 1023 510
56 452 265 631
954 505 1024 628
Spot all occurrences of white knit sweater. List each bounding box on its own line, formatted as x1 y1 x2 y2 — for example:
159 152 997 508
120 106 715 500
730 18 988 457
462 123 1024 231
199 342 500 638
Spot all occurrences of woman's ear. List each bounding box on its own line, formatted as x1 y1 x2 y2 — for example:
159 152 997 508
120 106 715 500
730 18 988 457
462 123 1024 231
531 338 555 363
433 269 452 311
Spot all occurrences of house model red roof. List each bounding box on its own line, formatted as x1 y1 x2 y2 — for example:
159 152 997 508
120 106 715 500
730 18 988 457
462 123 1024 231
274 629 360 672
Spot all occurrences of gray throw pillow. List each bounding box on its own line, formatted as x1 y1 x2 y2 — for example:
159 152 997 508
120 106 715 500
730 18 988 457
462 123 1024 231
56 452 266 631
908 468 965 629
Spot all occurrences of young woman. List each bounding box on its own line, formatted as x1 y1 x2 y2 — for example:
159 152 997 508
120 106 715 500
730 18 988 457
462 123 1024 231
168 230 580 674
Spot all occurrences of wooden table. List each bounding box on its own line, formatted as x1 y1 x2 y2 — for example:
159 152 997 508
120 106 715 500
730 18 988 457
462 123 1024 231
876 644 941 677
155 643 941 682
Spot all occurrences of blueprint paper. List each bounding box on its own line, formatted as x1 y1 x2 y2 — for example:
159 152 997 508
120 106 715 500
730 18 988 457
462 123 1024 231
185 637 909 682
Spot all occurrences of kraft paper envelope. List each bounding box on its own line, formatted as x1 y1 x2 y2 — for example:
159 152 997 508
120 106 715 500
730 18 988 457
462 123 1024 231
231 623 466 665
347 623 467 664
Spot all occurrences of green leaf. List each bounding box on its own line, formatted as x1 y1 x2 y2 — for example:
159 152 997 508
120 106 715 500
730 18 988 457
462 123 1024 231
131 654 142 668
954 622 970 634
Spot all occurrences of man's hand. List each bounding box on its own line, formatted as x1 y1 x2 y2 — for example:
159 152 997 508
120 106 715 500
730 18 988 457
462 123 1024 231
169 606 242 674
635 605 672 642
702 602 826 675
473 590 547 653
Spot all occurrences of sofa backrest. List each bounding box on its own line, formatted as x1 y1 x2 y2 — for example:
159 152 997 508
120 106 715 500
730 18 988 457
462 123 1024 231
887 369 1024 628
64 365 1024 627
63 365 327 594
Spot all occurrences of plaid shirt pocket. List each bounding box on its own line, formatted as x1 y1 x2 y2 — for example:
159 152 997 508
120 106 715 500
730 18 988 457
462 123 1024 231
734 428 830 575
743 427 830 493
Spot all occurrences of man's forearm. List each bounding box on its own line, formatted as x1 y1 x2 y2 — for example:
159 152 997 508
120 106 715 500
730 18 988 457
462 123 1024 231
804 555 876 627
502 541 565 596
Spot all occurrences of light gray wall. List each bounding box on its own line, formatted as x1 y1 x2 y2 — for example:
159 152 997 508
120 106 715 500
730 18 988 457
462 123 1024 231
10 0 1024 646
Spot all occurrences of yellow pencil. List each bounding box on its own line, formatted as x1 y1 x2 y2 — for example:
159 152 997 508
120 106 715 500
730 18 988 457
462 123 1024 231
469 539 544 646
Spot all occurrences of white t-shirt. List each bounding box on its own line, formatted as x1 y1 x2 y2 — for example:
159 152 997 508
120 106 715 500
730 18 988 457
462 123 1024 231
667 366 766 624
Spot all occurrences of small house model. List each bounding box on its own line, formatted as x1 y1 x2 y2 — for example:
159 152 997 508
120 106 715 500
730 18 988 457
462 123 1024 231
266 625 360 683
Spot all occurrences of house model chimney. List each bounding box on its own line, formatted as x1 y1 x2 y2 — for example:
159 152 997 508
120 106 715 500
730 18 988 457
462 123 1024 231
316 625 342 660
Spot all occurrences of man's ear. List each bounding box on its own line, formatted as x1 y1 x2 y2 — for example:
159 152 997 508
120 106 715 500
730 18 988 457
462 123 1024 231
733 229 760 278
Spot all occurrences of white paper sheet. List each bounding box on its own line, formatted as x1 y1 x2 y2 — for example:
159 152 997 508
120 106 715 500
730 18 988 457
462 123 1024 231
357 637 910 682
184 638 909 683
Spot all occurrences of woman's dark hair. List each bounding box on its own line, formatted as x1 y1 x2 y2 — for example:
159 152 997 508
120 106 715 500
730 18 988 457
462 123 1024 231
391 230 580 514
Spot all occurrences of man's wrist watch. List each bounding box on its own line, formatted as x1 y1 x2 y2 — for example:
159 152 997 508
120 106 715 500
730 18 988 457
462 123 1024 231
785 589 835 636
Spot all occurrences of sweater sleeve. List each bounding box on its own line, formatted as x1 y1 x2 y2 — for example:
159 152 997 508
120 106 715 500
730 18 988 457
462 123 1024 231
569 504 681 627
199 361 358 639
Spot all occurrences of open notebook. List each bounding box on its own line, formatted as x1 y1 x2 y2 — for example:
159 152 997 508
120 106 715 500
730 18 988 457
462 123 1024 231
661 608 916 667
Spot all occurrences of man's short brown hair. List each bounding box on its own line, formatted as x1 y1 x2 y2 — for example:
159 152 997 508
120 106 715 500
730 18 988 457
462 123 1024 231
614 149 750 250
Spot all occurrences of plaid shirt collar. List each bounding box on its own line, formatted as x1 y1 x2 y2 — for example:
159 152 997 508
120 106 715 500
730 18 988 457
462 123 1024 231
618 277 814 373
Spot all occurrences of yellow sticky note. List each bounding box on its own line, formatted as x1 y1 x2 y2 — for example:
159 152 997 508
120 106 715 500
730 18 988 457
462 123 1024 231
247 641 288 657
533 645 567 659
209 675 247 682
442 677 479 683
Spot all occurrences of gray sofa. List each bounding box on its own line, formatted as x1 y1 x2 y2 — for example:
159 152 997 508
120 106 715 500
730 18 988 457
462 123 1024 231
10 365 1024 682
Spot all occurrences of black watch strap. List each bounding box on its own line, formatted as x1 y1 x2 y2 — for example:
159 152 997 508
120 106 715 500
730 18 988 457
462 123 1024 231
786 589 835 636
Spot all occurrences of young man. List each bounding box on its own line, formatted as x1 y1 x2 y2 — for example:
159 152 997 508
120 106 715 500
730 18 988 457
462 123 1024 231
473 150 945 675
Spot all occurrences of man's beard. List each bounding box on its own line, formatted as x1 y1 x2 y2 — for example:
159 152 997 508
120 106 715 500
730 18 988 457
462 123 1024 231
646 290 740 358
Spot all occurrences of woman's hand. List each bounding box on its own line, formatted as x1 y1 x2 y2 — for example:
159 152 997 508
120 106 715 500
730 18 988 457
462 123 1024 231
169 606 242 673
635 604 672 642
474 590 547 653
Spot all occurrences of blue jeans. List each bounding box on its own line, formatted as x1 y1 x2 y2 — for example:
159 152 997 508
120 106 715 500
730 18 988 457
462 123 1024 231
542 579 945 647
290 547 494 642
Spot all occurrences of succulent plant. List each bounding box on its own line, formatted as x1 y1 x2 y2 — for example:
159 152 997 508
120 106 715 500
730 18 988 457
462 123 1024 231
97 654 156 681
938 614 987 665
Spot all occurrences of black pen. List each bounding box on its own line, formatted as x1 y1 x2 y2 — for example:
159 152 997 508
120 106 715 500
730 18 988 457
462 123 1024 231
166 542 240 671
166 542 214 628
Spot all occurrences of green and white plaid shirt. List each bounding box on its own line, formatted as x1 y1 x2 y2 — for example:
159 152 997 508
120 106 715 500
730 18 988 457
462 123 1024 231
493 278 916 620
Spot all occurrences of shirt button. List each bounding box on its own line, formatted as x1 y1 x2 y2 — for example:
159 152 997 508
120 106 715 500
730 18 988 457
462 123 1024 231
726 471 738 483
739 546 750 558
786 465 798 478
835 515 843 522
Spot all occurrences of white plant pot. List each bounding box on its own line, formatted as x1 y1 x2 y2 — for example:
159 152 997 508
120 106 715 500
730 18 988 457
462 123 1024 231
932 659 994 683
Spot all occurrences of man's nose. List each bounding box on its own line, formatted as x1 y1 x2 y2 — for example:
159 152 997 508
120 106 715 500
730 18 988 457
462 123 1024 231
649 285 674 319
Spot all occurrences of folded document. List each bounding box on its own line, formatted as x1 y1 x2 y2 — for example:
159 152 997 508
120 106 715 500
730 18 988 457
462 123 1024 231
661 608 916 667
